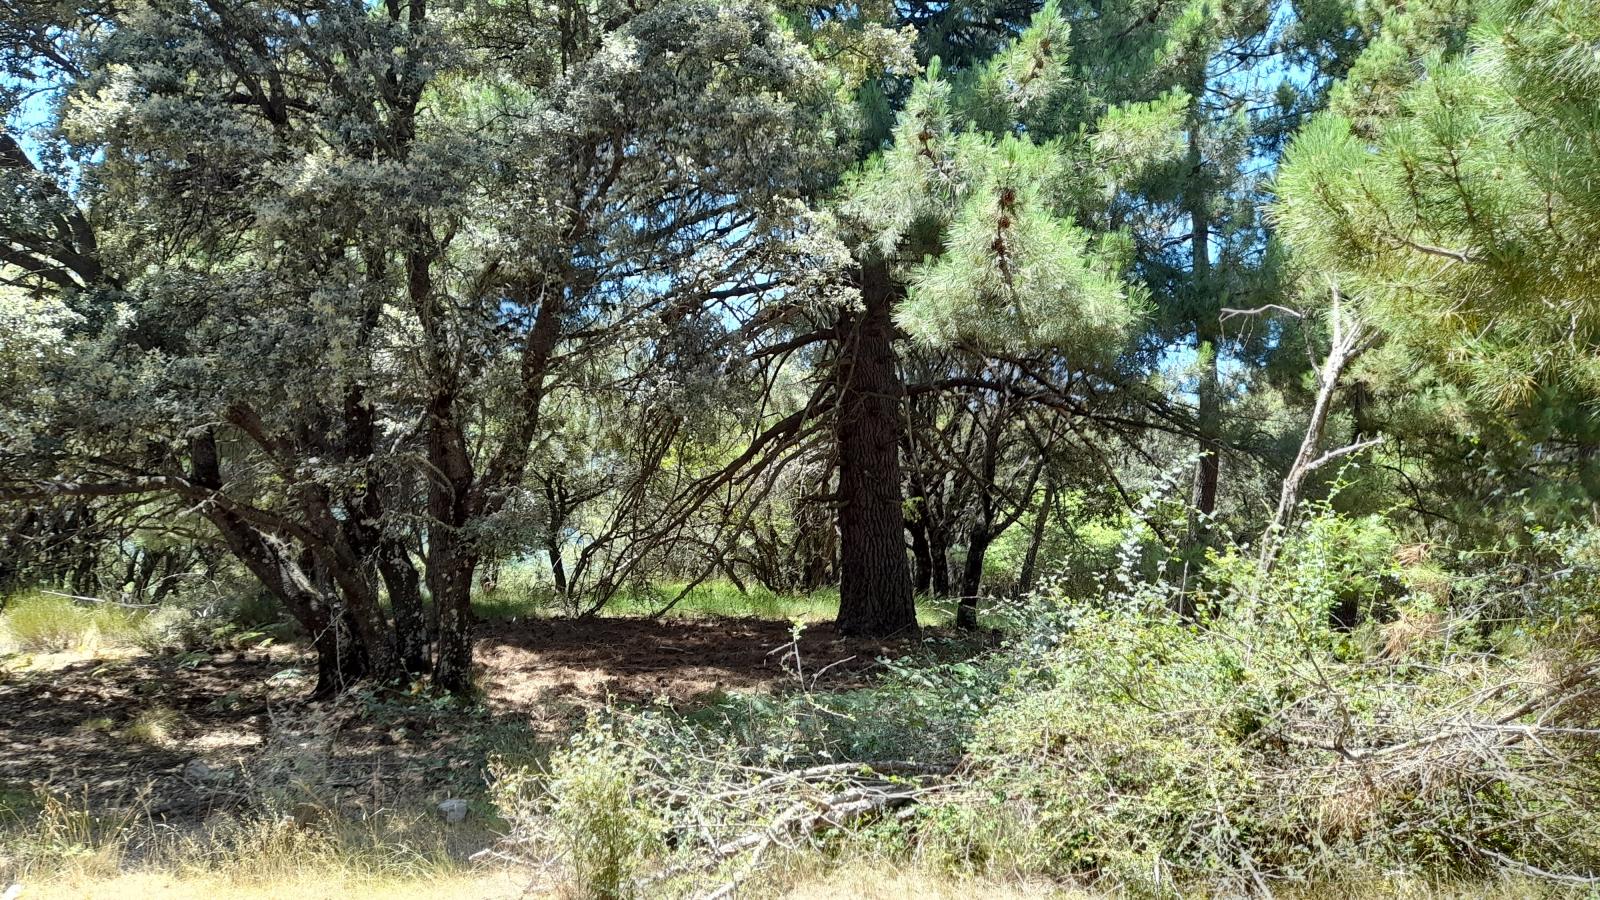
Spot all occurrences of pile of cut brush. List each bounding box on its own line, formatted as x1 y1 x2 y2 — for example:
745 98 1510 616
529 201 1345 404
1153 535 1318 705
485 723 961 899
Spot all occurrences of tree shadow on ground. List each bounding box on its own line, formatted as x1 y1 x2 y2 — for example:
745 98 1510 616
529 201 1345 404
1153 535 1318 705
474 615 913 709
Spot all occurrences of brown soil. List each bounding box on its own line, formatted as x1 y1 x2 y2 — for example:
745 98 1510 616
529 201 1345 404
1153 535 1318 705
0 651 285 820
477 616 905 711
0 616 922 825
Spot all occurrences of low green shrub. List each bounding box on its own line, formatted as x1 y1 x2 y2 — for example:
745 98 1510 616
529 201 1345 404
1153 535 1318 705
0 581 294 659
491 722 663 899
922 506 1600 892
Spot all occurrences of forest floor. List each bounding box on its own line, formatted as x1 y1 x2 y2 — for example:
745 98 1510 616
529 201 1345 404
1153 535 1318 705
0 611 1561 898
0 615 931 832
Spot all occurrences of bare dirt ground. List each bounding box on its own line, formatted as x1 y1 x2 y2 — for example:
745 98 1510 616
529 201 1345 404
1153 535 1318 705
0 616 922 825
477 616 904 710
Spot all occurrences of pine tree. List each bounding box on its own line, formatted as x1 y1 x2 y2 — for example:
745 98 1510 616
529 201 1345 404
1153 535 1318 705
834 1 1159 630
1276 0 1600 408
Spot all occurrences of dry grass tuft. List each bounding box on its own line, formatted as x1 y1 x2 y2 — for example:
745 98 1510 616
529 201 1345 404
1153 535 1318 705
119 706 181 747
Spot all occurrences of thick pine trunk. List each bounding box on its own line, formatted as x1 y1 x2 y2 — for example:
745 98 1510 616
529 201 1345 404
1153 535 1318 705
833 258 918 638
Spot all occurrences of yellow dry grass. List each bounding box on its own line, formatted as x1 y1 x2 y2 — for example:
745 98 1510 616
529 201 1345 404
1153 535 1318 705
778 868 1082 898
10 870 532 900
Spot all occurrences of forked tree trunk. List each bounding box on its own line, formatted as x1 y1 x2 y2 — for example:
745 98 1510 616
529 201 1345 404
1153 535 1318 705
190 431 371 696
1260 287 1378 572
833 257 918 638
378 545 430 676
210 522 370 697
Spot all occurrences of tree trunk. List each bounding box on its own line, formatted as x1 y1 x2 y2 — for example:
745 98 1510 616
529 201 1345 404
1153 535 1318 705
1178 78 1219 617
429 535 476 694
1260 288 1376 572
378 544 430 676
1192 335 1220 520
1017 480 1055 597
833 257 918 637
189 430 370 697
928 526 951 597
955 529 991 629
301 550 373 698
908 514 934 595
549 543 569 597
1184 62 1220 533
426 403 479 694
543 477 570 599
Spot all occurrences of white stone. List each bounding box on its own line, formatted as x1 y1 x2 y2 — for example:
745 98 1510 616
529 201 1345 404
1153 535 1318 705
438 798 469 823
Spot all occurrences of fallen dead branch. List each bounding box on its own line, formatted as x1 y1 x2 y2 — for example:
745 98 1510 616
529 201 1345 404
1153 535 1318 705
641 759 958 893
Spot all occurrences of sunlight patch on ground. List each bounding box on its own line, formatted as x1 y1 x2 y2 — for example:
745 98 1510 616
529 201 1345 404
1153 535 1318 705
12 870 532 900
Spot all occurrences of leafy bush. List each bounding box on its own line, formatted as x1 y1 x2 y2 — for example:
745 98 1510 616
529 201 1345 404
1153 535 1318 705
926 507 1600 891
491 723 663 899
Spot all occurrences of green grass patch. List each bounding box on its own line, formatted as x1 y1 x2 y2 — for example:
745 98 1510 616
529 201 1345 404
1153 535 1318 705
0 590 149 653
605 581 842 621
472 575 968 627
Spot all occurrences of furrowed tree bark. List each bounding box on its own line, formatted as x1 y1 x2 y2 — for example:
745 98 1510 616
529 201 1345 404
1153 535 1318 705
833 257 918 637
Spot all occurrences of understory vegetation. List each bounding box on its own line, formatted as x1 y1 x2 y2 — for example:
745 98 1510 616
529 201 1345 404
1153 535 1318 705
5 0 1600 892
4 505 1598 896
481 503 1600 897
